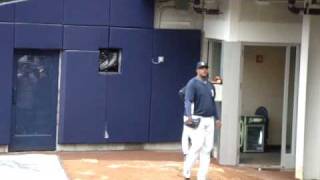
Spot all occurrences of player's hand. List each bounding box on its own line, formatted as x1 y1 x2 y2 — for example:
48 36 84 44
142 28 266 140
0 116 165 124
211 76 223 84
185 117 193 125
215 120 222 128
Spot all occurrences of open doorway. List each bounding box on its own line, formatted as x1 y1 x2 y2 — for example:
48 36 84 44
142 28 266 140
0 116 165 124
239 45 299 168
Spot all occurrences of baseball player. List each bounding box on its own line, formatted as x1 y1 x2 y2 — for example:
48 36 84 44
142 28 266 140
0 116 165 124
183 61 221 180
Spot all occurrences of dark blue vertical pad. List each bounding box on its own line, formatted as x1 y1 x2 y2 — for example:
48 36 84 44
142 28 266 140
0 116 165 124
0 4 14 22
110 0 154 28
106 28 153 142
0 24 14 144
149 29 201 142
59 51 108 144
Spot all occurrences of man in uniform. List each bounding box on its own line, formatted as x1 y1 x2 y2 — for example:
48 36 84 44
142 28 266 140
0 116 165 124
183 61 221 180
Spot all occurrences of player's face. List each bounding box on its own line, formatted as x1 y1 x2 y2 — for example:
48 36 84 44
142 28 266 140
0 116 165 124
197 67 208 78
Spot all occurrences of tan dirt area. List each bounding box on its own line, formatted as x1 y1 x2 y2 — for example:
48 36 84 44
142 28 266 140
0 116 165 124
59 151 295 180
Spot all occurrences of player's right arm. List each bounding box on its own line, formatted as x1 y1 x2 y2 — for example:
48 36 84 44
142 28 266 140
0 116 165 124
184 81 195 124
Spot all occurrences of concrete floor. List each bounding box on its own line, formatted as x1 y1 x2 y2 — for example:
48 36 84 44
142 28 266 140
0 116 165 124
0 154 68 180
240 152 281 166
59 151 295 180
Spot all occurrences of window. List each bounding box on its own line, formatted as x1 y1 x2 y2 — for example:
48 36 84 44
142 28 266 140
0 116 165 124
99 48 121 74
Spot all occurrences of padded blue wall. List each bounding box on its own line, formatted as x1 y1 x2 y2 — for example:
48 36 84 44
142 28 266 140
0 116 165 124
15 24 63 49
64 0 110 25
149 30 201 142
0 0 202 145
0 4 14 22
0 24 14 144
63 26 109 50
110 0 154 28
15 0 64 24
106 28 153 142
59 51 108 144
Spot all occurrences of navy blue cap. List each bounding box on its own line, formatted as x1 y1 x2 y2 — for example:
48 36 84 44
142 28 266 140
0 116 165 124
196 61 208 69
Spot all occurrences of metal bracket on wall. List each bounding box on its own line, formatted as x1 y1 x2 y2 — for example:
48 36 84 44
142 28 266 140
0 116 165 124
152 56 165 65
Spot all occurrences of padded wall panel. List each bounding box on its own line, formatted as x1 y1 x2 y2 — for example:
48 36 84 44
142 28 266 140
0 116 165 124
106 28 153 142
64 0 110 25
63 26 109 50
0 24 14 144
59 51 107 144
110 0 154 28
0 4 14 22
15 0 63 24
15 24 63 49
149 29 201 142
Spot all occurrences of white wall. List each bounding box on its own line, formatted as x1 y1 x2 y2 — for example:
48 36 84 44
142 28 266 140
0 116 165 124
204 0 302 43
203 0 230 40
238 0 302 43
242 46 286 145
301 16 320 180
237 22 302 43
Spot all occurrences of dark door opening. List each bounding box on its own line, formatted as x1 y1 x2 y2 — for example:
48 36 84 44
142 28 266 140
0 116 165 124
9 50 59 152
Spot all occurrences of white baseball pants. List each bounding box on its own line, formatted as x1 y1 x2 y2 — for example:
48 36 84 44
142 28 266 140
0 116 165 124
183 116 215 180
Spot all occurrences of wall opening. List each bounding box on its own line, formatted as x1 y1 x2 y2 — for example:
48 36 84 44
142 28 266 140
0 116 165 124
239 45 286 166
99 48 122 74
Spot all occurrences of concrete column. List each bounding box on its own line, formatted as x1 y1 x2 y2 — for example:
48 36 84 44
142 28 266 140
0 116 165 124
296 15 320 180
295 15 311 179
219 41 242 165
302 15 320 179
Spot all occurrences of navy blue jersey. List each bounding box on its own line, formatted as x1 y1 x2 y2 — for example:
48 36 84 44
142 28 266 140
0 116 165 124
184 77 219 119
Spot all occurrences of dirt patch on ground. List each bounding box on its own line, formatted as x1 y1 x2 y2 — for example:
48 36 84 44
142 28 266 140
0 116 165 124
59 151 295 180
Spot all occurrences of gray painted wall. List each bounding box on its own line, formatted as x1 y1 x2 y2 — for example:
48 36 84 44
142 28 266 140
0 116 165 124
219 41 242 165
296 15 320 180
303 16 320 179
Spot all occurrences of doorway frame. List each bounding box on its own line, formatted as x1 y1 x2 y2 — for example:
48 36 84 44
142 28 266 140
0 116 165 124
238 42 300 169
206 38 223 160
281 45 300 169
9 49 61 152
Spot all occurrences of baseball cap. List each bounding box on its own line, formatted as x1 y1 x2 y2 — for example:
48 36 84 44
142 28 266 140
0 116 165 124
196 61 208 69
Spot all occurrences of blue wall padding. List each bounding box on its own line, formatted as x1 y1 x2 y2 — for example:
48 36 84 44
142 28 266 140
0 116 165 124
149 30 201 142
0 24 14 144
63 25 109 51
110 0 154 28
15 0 64 24
64 0 110 26
0 4 14 22
0 0 202 145
106 27 153 142
15 23 63 49
59 51 108 144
